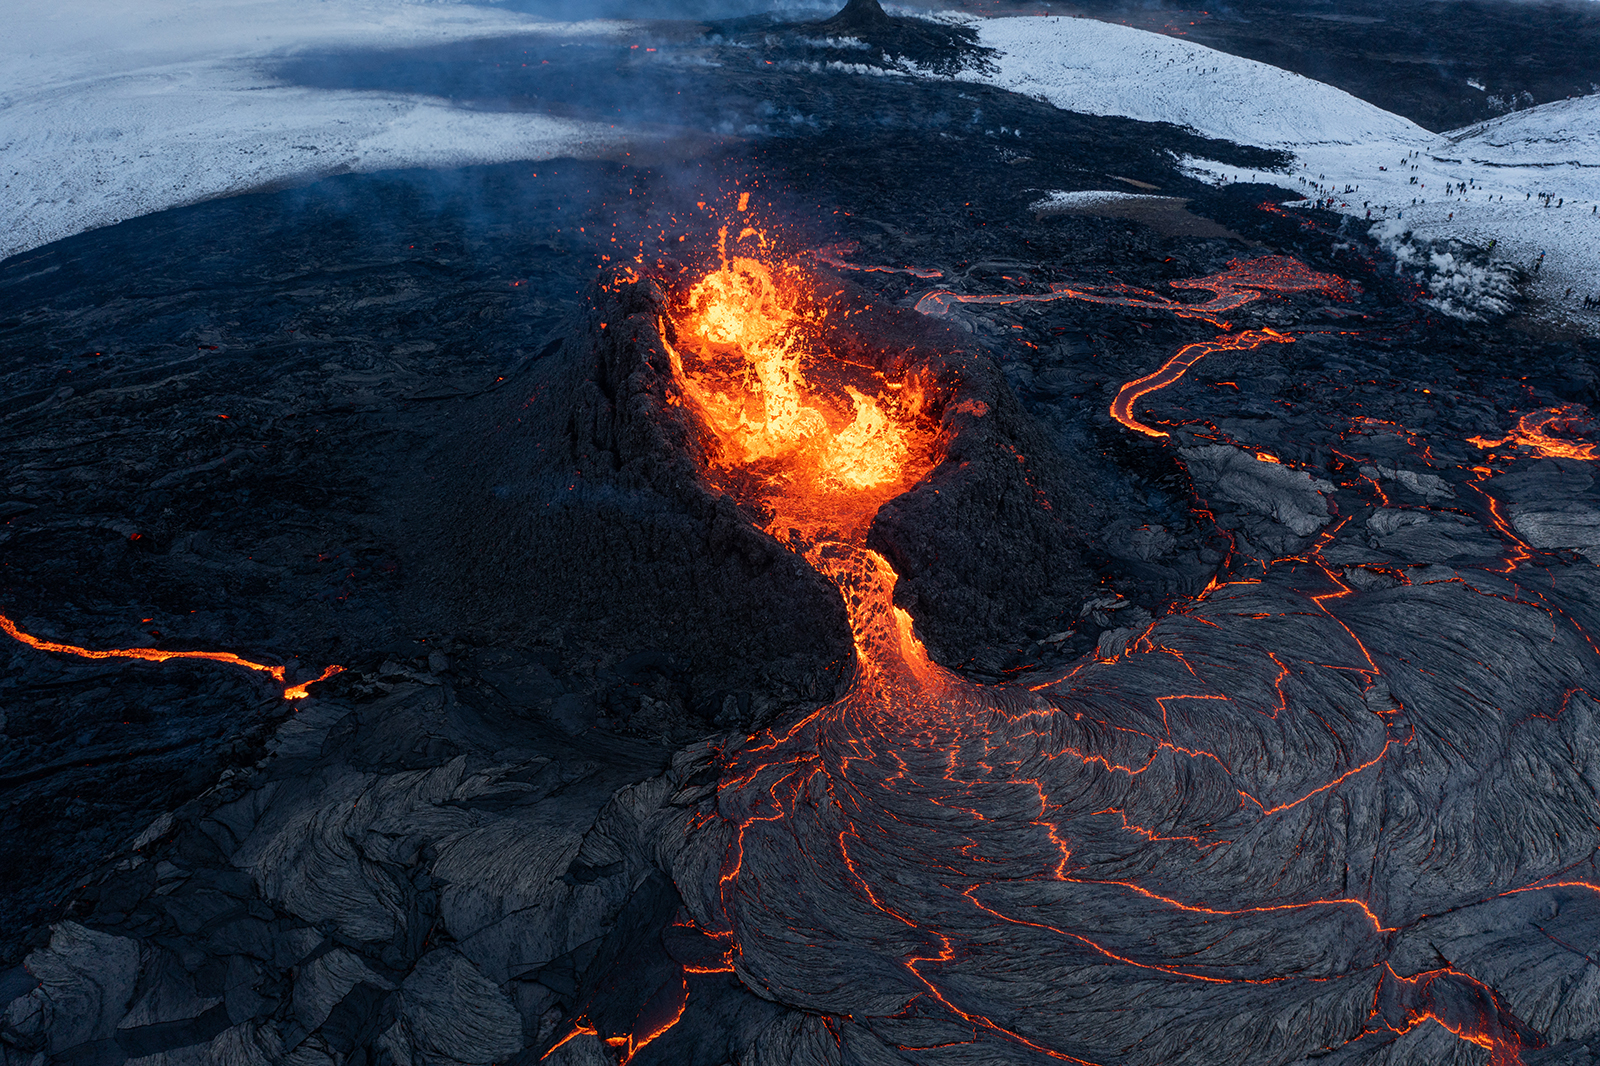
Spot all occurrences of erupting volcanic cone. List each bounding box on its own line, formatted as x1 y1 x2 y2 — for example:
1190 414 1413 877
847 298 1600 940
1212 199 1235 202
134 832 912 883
420 272 856 732
422 228 1094 728
654 240 1097 675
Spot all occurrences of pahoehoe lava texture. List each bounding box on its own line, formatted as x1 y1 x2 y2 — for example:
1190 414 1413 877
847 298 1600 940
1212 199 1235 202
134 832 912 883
668 548 1600 1065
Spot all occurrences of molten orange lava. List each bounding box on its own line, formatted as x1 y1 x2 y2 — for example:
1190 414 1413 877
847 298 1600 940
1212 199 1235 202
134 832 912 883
1468 405 1600 461
284 664 346 700
1 610 340 701
667 227 938 563
1110 329 1293 437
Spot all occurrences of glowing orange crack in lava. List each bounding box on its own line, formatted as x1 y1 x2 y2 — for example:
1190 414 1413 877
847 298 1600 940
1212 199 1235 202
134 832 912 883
913 255 1352 440
914 255 1354 329
1 611 342 700
814 241 944 279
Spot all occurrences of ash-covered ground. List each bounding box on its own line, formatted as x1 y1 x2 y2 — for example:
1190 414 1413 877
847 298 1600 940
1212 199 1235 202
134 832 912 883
4 4 1600 1066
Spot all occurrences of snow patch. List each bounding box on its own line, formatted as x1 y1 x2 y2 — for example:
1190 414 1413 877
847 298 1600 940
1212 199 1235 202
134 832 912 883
958 16 1427 150
1 0 641 262
1030 189 1183 212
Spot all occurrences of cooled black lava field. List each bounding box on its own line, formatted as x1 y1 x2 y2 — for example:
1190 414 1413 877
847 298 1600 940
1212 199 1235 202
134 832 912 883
5 4 1600 1066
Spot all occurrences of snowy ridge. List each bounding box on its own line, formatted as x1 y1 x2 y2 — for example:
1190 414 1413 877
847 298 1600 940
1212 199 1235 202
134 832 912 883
0 0 640 263
1030 190 1182 212
1447 95 1600 167
943 15 1600 330
960 16 1429 150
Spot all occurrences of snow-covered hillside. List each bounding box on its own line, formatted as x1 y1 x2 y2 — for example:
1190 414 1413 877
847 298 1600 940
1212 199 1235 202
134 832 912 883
1449 94 1600 166
4 0 1596 327
963 16 1429 151
0 0 639 262
945 15 1600 329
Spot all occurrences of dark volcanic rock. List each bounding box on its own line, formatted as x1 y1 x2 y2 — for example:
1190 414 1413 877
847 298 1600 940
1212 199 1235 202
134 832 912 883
419 272 855 731
819 0 893 32
810 0 993 76
854 327 1097 675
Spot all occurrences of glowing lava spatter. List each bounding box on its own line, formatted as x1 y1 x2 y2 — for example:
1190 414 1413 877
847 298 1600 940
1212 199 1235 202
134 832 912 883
668 223 936 521
1 610 342 700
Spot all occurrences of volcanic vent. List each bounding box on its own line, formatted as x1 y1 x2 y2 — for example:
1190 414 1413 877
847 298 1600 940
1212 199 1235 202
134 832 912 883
426 214 1094 732
658 223 1096 679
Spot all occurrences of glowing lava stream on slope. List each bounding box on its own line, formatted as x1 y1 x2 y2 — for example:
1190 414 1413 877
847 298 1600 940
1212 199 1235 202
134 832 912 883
553 231 1538 1066
914 255 1353 440
1109 329 1291 438
915 255 1355 329
1468 404 1600 461
0 611 342 700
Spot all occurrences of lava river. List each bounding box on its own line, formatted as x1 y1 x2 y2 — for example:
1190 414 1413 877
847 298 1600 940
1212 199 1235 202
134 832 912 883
610 233 1600 1066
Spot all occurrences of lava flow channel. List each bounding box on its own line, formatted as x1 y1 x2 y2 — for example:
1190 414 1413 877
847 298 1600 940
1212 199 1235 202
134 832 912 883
912 254 1352 440
604 232 1579 1066
914 255 1353 329
1 610 342 699
1109 329 1291 438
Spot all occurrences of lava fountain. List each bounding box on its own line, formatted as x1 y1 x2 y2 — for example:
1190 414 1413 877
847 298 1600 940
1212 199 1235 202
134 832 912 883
664 223 941 687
